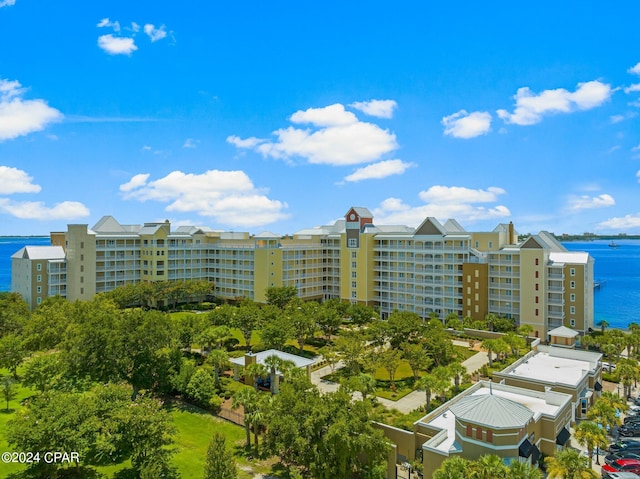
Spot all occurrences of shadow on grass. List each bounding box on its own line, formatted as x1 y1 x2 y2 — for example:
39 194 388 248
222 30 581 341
164 398 213 417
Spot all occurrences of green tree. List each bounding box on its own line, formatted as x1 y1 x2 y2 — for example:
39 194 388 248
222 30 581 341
417 374 440 412
316 302 342 341
433 456 471 479
517 323 534 339
503 331 527 357
1 375 17 411
186 368 219 409
574 420 607 469
617 357 640 397
22 353 62 393
260 306 293 350
204 431 238 479
334 330 367 375
473 454 507 479
507 460 542 479
448 361 468 392
206 349 230 388
481 338 509 367
347 303 377 326
423 319 455 366
544 447 597 479
234 299 262 351
401 342 432 381
232 387 259 448
343 373 377 400
245 362 269 391
264 382 390 478
377 348 403 391
0 291 29 337
265 285 298 309
287 300 318 354
0 333 26 378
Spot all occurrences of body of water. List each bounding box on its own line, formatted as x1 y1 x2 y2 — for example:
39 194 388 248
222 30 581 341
0 236 50 292
1 237 639 329
564 239 640 330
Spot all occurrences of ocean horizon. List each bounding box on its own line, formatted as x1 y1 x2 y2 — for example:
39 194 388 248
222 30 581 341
1 237 639 330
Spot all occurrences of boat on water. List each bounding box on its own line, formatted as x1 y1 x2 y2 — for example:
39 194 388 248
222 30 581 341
609 241 619 248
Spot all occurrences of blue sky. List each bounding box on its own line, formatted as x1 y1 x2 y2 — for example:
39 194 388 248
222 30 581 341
1 1 640 237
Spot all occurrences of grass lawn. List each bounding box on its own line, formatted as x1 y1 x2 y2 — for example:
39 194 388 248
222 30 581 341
0 368 35 477
453 344 477 362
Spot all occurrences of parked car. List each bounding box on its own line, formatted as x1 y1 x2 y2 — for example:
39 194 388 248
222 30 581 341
602 470 640 479
606 452 640 466
602 459 640 475
610 440 640 453
624 416 640 425
620 425 640 437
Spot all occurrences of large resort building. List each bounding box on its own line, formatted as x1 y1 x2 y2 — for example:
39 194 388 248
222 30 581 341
11 206 594 338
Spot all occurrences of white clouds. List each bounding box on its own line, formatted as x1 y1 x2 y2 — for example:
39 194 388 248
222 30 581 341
98 34 138 55
567 193 615 211
442 110 492 139
349 99 397 119
120 170 289 227
0 0 16 7
0 166 89 220
624 84 640 94
628 62 640 76
144 24 167 42
0 166 41 194
119 173 150 192
0 78 62 141
227 135 263 149
97 18 170 55
290 103 358 127
97 18 120 32
183 138 199 149
228 102 398 166
497 81 612 126
343 159 415 182
0 199 89 220
372 185 510 226
597 213 640 231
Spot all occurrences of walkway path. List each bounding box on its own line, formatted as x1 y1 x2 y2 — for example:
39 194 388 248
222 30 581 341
310 341 491 414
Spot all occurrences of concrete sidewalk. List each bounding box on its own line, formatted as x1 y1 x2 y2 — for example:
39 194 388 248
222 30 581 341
310 345 491 414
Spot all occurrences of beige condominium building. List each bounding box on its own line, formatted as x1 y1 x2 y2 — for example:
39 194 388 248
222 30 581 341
375 379 574 479
376 344 602 478
12 207 594 338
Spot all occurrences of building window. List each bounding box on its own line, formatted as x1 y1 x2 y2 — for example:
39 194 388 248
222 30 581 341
37 275 41 282
36 297 42 305
535 271 539 278
37 286 41 294
570 306 576 314
466 425 472 437
80 242 84 249
352 281 357 288
348 238 358 248
351 262 357 268
570 268 575 276
351 251 357 259
351 291 357 298
570 294 575 302
535 308 539 316
487 430 493 443
352 271 357 278
570 319 576 327
476 427 483 440
570 281 575 289
475 241 479 248
535 258 539 266
535 296 538 303
488 241 493 249
80 288 84 295
80 265 84 272
81 254 84 260
535 283 538 291
36 263 42 271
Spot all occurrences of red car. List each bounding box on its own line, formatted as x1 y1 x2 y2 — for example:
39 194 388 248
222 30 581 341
602 458 640 475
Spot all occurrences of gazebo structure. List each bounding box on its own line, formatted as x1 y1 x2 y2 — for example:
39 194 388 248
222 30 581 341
230 349 316 393
548 326 580 348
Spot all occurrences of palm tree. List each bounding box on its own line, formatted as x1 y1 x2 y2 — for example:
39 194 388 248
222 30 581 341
433 366 453 402
597 319 609 334
245 362 269 391
232 387 258 448
575 420 608 468
448 361 467 392
417 374 439 412
517 323 534 339
263 355 295 394
544 447 598 479
618 357 640 397
433 456 471 479
206 349 230 388
472 454 507 479
507 460 542 479
481 338 501 367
